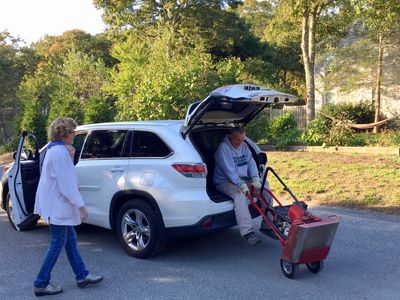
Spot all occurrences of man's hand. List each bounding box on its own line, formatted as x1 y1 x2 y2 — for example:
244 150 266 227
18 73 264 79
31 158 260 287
79 206 88 221
252 177 262 189
240 183 249 195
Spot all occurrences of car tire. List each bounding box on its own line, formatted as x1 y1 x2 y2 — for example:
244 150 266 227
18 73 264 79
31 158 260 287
5 191 38 231
116 199 165 258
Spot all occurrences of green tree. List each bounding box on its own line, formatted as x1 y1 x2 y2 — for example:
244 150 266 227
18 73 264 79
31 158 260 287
250 0 305 95
19 50 112 146
94 0 262 59
34 30 116 68
18 72 52 146
0 31 30 144
48 50 112 125
352 0 400 132
262 0 351 122
17 31 115 145
110 31 247 121
292 0 340 122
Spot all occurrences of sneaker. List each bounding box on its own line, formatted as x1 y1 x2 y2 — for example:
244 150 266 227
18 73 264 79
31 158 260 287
244 232 261 245
77 273 103 288
34 283 63 297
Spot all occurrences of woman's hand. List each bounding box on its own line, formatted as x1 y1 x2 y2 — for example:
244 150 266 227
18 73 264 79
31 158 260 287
79 206 88 220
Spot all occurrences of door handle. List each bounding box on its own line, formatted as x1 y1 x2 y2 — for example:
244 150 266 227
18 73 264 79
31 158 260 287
110 167 124 172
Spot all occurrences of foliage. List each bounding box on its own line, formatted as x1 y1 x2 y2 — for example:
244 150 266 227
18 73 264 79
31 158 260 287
84 95 115 124
301 101 375 146
301 107 399 147
352 0 400 35
324 118 354 146
95 0 262 60
110 29 251 121
240 58 277 87
6 0 400 152
2 134 19 153
352 131 400 146
0 31 32 143
321 27 376 92
18 48 112 146
321 101 375 124
18 72 52 147
301 117 329 145
34 30 117 68
266 113 300 148
237 0 305 97
245 112 270 144
48 50 112 125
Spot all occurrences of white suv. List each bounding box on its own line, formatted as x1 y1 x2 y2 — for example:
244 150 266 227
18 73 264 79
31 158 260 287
0 84 303 258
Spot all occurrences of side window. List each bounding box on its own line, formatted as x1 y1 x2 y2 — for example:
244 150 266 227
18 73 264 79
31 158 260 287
132 131 172 158
81 130 128 159
72 132 88 164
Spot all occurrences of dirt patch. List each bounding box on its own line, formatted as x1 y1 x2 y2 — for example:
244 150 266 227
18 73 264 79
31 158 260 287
0 153 13 166
267 151 400 168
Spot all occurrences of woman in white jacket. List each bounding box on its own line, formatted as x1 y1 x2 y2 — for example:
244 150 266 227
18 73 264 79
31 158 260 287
33 117 103 297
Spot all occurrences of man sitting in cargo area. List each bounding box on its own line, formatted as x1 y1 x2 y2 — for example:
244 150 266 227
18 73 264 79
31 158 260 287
214 127 273 245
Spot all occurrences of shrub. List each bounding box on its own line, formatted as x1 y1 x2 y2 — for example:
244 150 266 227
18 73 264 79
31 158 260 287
301 117 329 145
321 101 375 124
266 113 300 148
371 130 400 146
300 102 377 146
3 135 19 153
245 112 269 144
325 119 354 146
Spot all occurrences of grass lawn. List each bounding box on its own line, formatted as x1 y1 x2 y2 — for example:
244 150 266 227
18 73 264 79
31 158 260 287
266 151 400 215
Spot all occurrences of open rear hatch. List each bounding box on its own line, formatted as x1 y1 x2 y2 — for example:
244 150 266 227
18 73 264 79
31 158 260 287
181 84 304 138
182 84 304 203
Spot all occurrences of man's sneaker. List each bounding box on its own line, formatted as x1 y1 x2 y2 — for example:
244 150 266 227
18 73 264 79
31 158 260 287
34 283 63 297
77 273 103 288
244 232 261 245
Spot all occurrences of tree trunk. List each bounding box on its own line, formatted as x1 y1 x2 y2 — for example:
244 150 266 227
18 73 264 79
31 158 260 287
373 32 383 133
0 110 9 144
301 6 318 122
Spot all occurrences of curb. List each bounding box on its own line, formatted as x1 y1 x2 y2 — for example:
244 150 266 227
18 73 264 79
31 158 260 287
259 145 400 156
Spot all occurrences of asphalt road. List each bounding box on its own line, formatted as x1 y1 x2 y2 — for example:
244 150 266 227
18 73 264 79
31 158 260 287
0 206 399 300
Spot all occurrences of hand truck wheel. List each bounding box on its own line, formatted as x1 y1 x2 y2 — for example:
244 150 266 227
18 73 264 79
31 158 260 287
280 259 298 279
306 261 324 273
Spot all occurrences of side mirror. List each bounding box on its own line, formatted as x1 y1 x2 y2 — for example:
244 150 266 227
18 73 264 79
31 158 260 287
12 151 17 160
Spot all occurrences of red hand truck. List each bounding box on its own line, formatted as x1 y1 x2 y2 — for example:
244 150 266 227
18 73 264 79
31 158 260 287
247 167 340 279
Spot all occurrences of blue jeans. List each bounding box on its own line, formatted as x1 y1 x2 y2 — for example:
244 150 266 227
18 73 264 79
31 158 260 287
33 225 89 288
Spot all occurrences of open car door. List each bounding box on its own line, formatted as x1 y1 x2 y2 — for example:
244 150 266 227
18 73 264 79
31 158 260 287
181 84 305 138
7 131 41 230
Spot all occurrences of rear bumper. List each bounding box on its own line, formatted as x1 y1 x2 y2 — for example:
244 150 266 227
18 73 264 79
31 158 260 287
164 204 260 238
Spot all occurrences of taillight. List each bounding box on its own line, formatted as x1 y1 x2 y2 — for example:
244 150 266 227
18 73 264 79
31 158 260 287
172 163 207 178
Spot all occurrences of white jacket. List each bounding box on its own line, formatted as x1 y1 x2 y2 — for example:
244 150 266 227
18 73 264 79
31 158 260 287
34 144 85 225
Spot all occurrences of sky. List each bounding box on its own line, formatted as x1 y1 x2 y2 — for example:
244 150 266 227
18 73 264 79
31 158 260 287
0 0 106 44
